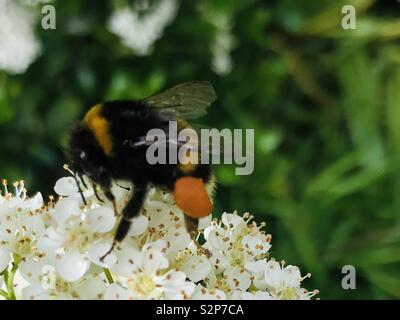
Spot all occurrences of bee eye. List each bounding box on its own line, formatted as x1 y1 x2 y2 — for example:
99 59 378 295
80 151 86 159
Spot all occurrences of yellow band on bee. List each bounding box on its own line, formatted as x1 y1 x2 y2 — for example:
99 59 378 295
84 104 113 155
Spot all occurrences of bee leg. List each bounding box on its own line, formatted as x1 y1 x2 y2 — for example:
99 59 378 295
100 184 148 262
99 184 118 216
116 183 131 191
184 214 199 239
92 182 105 203
184 215 212 258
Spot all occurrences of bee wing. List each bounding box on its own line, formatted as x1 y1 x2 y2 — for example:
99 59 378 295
131 124 240 157
144 81 217 119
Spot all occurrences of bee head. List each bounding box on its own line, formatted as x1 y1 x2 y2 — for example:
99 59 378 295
67 122 108 181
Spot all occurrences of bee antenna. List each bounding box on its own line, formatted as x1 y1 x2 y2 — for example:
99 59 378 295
74 172 88 206
79 174 88 189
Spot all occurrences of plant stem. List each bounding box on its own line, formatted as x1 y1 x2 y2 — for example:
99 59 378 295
0 289 8 299
6 262 18 300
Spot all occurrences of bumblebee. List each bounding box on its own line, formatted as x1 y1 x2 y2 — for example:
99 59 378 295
67 81 217 259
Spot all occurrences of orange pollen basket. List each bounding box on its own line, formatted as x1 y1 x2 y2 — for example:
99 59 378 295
173 177 213 218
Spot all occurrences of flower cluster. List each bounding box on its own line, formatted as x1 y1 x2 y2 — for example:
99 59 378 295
0 172 318 300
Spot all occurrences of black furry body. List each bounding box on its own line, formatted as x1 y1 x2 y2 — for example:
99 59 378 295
68 100 212 248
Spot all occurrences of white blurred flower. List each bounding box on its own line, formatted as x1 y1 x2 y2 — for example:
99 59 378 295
200 5 235 76
108 0 178 56
20 0 53 6
0 0 41 74
37 197 117 281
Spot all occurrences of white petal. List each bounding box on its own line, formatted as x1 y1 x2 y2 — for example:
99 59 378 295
55 249 89 282
54 177 79 196
22 284 50 300
244 259 266 278
204 230 226 251
143 248 169 275
76 276 107 300
198 216 212 230
182 255 211 283
265 260 284 289
252 291 274 300
165 229 191 254
231 290 242 300
54 292 74 300
87 207 116 233
221 213 244 229
242 234 271 256
0 246 10 272
208 250 230 270
283 265 302 288
19 257 46 283
53 198 81 225
128 215 148 236
21 193 43 211
0 216 16 241
24 215 45 238
162 271 195 300
111 182 131 201
113 246 142 277
88 240 117 268
37 227 64 253
104 283 128 300
142 239 167 252
225 267 251 292
234 290 273 300
192 285 226 300
13 269 30 300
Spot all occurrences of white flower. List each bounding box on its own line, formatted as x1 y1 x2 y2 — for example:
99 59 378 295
141 190 191 256
54 176 93 202
192 284 226 300
200 5 235 76
0 175 318 300
263 260 317 300
37 197 117 281
0 0 41 74
19 256 107 300
232 290 273 300
0 180 44 272
204 212 272 266
107 0 178 56
108 241 194 300
54 172 132 212
169 246 212 283
203 212 271 294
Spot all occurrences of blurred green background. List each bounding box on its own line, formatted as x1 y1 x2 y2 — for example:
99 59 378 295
1 0 400 299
